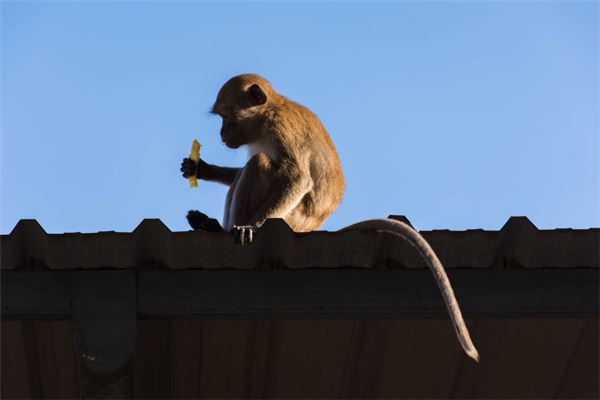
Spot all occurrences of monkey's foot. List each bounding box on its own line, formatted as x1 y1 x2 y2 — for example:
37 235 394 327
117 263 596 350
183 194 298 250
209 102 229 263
232 225 256 245
186 210 224 232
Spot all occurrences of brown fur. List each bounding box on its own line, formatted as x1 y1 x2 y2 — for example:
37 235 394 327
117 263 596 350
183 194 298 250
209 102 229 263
208 74 344 232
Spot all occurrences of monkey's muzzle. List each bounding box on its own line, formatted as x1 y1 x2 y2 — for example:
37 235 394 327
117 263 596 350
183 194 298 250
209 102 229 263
220 120 243 149
221 136 242 149
220 130 243 149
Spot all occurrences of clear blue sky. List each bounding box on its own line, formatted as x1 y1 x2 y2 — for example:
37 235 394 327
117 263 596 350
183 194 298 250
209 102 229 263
2 1 598 234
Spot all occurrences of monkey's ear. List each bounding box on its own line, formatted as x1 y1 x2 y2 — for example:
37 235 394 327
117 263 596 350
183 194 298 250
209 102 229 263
248 84 267 106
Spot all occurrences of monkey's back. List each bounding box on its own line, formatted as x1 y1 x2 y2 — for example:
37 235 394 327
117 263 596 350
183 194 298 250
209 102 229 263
275 99 345 231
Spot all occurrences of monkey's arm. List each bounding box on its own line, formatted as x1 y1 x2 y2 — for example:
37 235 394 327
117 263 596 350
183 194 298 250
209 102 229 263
203 164 240 186
181 158 240 187
234 167 311 245
250 159 313 227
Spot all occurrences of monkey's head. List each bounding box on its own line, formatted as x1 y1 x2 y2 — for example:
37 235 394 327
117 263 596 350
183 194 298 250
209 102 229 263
211 74 278 149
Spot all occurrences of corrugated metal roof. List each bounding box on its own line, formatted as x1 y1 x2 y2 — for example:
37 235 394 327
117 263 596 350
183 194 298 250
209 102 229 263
2 216 598 270
1 217 598 399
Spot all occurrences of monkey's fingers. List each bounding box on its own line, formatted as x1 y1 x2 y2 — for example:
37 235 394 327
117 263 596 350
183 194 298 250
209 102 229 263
232 225 256 245
233 226 248 244
181 170 194 179
181 158 195 169
180 159 198 178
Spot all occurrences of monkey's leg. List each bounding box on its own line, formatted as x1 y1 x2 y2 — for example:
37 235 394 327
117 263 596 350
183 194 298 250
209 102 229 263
223 187 234 230
186 210 224 232
228 153 276 243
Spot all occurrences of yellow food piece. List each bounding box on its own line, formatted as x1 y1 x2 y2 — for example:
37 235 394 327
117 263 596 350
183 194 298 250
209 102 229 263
188 139 201 188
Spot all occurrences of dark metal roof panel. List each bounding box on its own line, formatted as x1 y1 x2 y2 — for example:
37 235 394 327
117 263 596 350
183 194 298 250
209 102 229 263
1 217 598 270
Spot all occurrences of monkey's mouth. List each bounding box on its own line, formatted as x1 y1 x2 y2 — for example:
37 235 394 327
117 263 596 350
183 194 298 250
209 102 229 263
221 135 242 149
224 141 241 149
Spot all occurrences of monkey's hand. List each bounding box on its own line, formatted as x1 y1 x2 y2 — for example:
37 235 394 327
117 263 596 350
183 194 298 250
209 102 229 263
180 158 212 180
231 225 256 245
186 210 224 232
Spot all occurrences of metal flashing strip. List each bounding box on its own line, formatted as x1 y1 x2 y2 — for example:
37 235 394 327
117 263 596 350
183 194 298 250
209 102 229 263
3 269 598 320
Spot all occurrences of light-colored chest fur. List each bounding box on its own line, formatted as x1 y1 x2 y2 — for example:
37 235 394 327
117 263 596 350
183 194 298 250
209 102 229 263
246 141 279 163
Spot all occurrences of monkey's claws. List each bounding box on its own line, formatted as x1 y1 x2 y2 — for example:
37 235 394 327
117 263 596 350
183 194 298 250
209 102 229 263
232 225 256 245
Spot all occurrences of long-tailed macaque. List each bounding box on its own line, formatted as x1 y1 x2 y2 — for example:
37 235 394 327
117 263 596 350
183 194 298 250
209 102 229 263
180 74 479 362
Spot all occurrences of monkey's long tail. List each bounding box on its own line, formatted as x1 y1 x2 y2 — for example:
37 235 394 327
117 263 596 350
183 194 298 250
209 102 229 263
340 219 480 362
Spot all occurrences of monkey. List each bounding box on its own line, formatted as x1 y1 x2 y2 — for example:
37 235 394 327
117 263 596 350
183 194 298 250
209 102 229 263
181 74 344 241
180 74 479 362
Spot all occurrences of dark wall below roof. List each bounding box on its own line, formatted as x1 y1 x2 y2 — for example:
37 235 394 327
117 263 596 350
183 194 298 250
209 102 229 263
2 318 598 399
